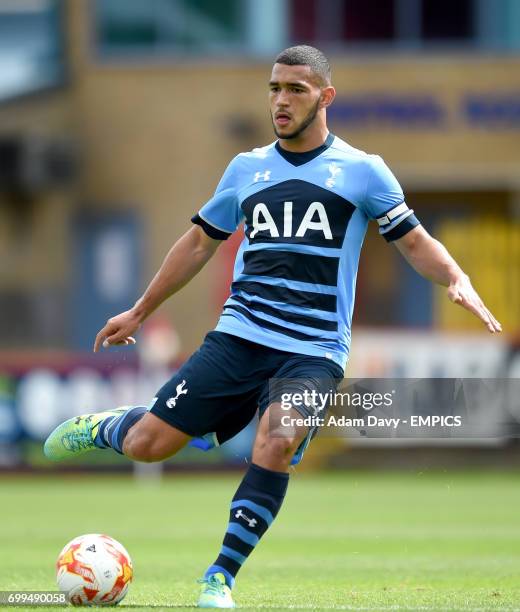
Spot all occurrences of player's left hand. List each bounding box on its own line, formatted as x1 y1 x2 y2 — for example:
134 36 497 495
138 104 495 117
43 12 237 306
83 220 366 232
447 275 502 333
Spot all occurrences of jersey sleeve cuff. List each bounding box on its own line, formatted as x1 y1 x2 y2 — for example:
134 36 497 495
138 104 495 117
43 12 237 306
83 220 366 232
381 214 420 242
191 214 232 240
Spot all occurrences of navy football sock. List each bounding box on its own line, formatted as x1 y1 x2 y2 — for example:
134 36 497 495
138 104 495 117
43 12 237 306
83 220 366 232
94 406 147 454
204 463 289 588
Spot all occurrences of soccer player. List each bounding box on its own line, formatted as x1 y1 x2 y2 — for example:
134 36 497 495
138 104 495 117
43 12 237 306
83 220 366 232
44 46 501 608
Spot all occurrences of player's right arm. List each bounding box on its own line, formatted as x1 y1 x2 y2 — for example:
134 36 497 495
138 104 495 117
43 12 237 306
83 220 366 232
93 225 222 352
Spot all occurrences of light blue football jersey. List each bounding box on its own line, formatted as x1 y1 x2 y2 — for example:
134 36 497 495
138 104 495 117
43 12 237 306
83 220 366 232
192 133 419 369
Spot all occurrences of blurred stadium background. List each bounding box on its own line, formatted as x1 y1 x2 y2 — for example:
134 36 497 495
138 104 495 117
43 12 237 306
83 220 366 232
0 0 519 472
2 2 520 609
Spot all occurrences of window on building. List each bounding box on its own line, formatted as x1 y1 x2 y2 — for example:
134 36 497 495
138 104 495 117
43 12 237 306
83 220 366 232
343 0 395 41
94 0 515 58
0 0 65 103
290 0 480 48
421 0 474 40
95 0 245 56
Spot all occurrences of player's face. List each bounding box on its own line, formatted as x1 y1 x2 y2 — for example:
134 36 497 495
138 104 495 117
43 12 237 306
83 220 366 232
269 64 325 140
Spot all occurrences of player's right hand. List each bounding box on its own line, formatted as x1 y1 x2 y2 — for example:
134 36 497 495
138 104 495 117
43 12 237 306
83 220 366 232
93 309 142 352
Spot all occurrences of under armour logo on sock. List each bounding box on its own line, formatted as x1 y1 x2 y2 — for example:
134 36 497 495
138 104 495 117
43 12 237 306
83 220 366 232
234 509 257 528
166 380 188 408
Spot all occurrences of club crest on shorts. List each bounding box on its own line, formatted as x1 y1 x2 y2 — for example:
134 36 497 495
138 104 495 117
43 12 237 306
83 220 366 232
166 380 188 408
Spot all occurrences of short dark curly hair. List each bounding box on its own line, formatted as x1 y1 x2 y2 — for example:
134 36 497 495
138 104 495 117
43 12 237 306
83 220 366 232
274 45 331 86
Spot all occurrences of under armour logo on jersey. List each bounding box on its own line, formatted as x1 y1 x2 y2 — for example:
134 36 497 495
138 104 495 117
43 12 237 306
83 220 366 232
254 170 271 182
166 380 188 408
235 509 258 528
325 162 341 189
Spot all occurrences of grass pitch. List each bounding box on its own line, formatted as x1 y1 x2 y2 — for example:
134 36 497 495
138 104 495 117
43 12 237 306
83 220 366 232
1 470 520 611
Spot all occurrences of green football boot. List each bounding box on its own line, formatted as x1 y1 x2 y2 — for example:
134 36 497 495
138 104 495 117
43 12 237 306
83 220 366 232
197 573 235 609
43 408 127 461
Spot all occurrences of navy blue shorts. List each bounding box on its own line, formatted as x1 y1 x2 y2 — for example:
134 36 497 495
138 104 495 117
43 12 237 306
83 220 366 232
149 331 343 439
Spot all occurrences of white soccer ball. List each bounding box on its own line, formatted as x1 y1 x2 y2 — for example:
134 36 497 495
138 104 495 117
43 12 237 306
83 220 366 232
56 534 133 606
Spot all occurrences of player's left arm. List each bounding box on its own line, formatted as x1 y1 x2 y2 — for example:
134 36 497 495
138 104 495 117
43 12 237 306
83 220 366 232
394 225 502 333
